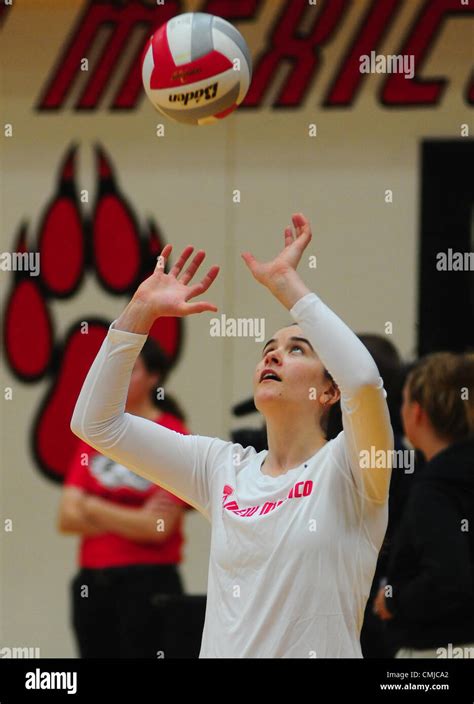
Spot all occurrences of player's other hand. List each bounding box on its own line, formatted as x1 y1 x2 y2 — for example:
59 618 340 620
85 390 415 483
241 212 312 294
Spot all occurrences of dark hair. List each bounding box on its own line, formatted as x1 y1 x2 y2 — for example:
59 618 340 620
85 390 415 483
139 337 186 422
285 322 340 438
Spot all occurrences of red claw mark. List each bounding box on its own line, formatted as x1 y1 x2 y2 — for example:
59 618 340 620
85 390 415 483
3 144 184 483
33 322 109 482
4 225 53 381
149 316 182 361
92 146 142 293
144 218 164 273
38 145 85 297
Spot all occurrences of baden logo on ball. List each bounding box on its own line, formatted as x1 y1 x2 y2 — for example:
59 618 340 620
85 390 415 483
141 12 252 126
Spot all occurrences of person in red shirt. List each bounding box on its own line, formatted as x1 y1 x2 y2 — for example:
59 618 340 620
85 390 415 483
58 336 190 658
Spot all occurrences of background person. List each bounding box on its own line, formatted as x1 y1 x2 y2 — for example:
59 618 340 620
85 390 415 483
59 337 190 658
373 352 474 658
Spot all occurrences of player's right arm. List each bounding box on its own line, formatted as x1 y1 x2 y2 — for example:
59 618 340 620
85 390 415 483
71 245 224 516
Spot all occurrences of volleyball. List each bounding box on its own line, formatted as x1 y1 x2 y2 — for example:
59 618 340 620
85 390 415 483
141 12 252 126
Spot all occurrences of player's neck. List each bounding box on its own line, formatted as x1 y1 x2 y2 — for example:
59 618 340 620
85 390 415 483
263 416 327 476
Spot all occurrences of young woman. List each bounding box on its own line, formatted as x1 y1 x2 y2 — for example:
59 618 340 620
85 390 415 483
373 352 474 658
60 337 189 658
71 213 393 658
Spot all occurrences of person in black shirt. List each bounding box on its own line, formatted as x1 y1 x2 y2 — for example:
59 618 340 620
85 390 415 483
374 352 474 658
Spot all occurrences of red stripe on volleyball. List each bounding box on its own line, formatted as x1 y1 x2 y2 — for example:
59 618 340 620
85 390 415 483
149 24 233 89
216 103 238 119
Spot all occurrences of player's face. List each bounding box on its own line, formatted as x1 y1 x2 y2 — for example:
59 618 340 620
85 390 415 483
126 355 159 408
253 325 330 416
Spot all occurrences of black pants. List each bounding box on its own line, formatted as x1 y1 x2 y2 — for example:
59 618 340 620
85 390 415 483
70 564 183 658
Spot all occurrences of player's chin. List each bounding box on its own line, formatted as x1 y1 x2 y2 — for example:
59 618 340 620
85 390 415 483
254 383 284 405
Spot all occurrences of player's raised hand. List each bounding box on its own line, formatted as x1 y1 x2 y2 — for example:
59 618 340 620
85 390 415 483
116 245 220 334
135 244 220 318
240 213 312 293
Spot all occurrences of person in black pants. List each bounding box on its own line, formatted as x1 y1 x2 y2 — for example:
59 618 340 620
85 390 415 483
59 337 189 658
71 564 183 658
374 351 474 658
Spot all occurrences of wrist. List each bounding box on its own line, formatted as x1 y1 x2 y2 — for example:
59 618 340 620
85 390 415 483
115 296 156 334
269 270 311 310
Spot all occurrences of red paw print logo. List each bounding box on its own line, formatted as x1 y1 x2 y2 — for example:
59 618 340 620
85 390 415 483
3 145 183 482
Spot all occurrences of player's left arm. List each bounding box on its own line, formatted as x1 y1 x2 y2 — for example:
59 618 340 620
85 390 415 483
339 383 393 505
241 212 393 505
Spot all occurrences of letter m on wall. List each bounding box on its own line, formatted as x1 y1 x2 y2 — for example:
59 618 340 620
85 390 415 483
37 0 179 110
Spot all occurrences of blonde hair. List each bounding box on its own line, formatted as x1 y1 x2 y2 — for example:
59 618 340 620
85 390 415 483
406 352 474 443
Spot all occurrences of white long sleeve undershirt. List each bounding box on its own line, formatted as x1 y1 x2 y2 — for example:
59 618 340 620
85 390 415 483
71 292 393 518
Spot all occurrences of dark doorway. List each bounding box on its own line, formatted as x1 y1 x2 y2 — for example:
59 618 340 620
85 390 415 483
418 139 474 356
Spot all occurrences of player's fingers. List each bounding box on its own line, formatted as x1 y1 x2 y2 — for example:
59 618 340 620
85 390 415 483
241 251 260 272
187 266 220 297
154 244 172 273
284 227 294 246
168 245 195 277
292 213 312 240
179 250 206 285
184 300 218 315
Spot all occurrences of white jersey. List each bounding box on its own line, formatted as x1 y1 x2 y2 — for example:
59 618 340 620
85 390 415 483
71 292 393 658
